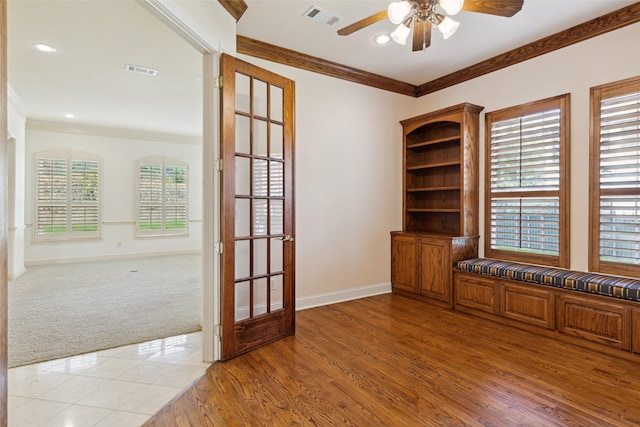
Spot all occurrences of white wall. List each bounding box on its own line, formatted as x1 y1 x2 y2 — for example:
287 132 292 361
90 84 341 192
415 22 640 272
238 54 416 305
24 124 203 264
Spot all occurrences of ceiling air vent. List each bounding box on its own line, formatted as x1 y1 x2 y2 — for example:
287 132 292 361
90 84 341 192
125 64 158 77
303 5 341 26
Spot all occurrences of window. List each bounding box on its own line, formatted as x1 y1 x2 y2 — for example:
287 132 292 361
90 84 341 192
590 76 640 277
485 94 570 267
137 157 188 236
34 150 101 241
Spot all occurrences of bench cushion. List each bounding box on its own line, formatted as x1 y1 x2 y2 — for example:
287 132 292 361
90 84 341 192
456 258 640 302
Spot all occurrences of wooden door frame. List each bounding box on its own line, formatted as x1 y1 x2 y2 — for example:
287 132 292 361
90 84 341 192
219 54 296 360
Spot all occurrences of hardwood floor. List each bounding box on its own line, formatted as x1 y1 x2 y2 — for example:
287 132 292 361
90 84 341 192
145 294 640 426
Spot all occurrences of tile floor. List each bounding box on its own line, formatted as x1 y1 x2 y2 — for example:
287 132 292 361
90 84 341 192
8 332 211 426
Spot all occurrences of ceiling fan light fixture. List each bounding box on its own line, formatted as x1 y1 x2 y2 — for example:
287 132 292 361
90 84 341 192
388 1 412 25
436 14 459 39
438 0 464 16
390 22 411 45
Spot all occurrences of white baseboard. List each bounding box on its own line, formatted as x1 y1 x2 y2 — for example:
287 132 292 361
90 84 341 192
8 267 27 281
25 249 202 266
234 282 391 319
295 282 392 311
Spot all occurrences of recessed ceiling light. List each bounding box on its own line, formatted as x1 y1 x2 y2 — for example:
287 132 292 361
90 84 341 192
64 113 75 119
33 43 57 53
373 34 391 45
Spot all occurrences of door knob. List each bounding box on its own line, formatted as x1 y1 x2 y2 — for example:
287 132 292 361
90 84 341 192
278 235 294 242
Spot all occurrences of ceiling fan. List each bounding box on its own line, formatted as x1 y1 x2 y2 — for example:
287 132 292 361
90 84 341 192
337 0 524 52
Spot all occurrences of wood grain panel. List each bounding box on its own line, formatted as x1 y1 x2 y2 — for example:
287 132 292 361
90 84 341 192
454 275 498 314
557 295 631 350
0 0 7 423
501 284 555 329
236 36 418 97
633 309 640 354
417 3 640 96
390 234 417 293
217 0 248 21
418 238 450 302
145 294 640 426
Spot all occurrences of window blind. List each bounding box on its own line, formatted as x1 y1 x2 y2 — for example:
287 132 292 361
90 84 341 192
490 110 560 192
137 158 188 235
598 90 640 265
34 152 101 240
489 108 562 257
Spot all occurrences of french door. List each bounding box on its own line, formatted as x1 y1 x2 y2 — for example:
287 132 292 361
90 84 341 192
219 54 295 360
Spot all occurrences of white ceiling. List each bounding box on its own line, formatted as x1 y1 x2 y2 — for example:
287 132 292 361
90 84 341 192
6 0 638 138
7 0 203 137
237 0 637 85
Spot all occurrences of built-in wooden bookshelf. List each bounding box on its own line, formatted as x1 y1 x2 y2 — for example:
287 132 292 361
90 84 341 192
391 103 483 307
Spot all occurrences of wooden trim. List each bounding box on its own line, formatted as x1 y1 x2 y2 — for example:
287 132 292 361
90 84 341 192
236 36 418 97
417 3 640 96
589 75 640 278
217 0 248 21
484 94 571 268
0 0 7 422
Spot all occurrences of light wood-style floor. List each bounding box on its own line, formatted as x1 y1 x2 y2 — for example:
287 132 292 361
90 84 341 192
145 294 640 426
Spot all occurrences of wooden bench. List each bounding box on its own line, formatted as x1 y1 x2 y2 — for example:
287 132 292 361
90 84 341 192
453 258 640 356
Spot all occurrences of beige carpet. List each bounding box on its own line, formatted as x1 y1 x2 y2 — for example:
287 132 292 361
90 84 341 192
8 254 202 368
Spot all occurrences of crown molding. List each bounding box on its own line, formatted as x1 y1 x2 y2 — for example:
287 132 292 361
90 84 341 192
26 120 201 145
236 35 418 97
218 0 248 22
238 3 640 99
416 2 640 96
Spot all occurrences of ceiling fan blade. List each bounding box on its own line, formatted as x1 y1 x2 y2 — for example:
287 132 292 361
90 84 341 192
337 10 388 36
412 20 432 52
461 0 524 17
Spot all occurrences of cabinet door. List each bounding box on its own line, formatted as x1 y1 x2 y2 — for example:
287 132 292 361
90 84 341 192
418 239 451 303
391 235 418 293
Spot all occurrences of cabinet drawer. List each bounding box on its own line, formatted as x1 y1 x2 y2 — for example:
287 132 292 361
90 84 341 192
500 284 554 330
557 295 631 350
454 274 498 314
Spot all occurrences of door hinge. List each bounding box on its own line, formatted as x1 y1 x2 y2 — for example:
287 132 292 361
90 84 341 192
214 324 222 338
214 158 223 172
214 76 223 89
214 241 223 254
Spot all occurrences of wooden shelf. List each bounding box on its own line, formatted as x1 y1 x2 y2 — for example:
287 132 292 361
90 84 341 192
407 186 461 192
393 103 483 305
407 208 461 213
407 160 460 171
406 135 460 149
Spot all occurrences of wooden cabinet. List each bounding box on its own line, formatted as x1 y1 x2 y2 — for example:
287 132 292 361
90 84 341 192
392 232 478 308
392 103 482 306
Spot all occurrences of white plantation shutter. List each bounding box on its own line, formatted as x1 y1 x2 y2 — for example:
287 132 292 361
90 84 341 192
485 95 569 265
137 158 188 235
36 158 68 236
597 90 640 266
489 110 561 255
34 151 101 241
490 110 561 192
138 164 164 231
